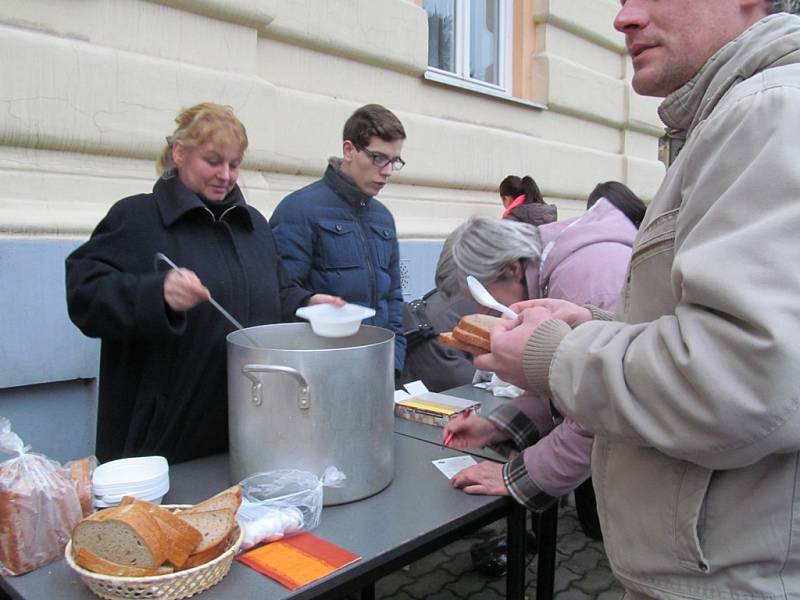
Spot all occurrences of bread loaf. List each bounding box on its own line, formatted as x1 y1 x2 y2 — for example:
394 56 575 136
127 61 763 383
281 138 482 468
0 461 82 576
69 486 240 577
73 547 173 577
72 504 167 569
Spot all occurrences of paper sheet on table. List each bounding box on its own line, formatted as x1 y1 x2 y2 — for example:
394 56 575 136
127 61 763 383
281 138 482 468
237 532 360 591
432 455 477 479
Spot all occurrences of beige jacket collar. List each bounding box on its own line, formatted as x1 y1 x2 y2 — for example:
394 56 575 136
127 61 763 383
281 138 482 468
659 13 800 138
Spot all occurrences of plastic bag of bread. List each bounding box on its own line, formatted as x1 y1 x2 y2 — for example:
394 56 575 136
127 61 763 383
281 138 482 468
0 417 82 575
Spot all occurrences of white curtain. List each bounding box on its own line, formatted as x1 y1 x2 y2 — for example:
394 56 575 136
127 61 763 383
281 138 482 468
469 0 499 84
424 0 455 72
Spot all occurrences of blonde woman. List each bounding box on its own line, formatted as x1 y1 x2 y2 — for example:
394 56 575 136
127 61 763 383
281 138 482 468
67 103 339 464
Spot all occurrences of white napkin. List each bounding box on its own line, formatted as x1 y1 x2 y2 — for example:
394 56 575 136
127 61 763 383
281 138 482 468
473 372 525 398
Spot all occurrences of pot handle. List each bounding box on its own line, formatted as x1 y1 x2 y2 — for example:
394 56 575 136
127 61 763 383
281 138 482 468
241 364 311 410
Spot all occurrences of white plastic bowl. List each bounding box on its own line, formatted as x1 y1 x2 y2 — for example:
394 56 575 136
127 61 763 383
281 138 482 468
93 476 168 496
93 456 169 494
96 478 170 506
94 491 165 509
295 303 376 338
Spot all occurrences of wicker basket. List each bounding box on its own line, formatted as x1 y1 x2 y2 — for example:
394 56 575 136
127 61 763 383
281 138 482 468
64 505 244 600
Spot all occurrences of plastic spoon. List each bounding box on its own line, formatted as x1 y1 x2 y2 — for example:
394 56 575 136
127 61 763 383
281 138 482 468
466 275 519 320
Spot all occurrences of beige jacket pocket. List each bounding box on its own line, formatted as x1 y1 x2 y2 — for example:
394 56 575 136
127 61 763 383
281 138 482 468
593 439 710 577
673 463 712 574
625 209 679 323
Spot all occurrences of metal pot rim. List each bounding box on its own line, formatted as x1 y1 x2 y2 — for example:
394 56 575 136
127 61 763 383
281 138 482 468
226 322 394 351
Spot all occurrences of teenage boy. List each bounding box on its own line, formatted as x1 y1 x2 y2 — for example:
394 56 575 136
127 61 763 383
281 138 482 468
271 104 407 374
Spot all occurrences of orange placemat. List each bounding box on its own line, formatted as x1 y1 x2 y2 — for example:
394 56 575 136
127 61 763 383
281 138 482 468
237 532 361 591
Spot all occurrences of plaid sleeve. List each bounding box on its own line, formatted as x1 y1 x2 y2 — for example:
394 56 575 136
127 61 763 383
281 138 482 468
502 453 558 512
487 403 541 451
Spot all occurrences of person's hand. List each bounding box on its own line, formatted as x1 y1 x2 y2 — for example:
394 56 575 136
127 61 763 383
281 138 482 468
442 415 507 449
508 298 592 328
473 307 555 389
163 268 210 312
451 461 509 496
308 294 346 307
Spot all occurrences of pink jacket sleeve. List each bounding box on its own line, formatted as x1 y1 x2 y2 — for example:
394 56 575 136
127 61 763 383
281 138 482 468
523 418 594 497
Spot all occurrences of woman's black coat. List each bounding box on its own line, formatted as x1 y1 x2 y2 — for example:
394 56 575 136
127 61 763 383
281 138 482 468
66 177 312 464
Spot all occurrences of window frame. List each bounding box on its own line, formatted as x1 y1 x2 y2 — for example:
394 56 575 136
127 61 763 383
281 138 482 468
424 0 513 97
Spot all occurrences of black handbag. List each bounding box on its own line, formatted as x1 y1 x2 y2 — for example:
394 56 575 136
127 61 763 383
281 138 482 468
403 292 438 351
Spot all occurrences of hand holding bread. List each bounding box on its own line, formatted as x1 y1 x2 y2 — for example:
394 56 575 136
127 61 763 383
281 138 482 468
472 306 557 390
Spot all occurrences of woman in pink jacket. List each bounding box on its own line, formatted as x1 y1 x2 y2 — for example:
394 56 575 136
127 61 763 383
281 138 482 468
443 182 645 530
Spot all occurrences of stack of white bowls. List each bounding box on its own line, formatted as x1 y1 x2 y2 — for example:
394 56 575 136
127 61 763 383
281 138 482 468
92 456 170 508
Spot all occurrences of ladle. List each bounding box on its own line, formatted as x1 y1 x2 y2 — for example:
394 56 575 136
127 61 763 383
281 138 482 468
466 275 519 320
154 252 261 347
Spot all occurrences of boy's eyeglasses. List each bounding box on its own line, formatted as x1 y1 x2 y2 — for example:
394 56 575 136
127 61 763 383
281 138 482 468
355 145 406 171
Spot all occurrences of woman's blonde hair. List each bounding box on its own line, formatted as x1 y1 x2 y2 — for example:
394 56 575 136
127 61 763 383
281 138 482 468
157 102 248 177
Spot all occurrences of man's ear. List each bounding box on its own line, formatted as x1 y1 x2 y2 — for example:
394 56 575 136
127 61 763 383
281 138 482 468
342 140 356 163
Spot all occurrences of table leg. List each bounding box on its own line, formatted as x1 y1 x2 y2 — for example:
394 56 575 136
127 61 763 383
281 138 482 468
505 501 527 600
359 583 376 600
535 501 559 600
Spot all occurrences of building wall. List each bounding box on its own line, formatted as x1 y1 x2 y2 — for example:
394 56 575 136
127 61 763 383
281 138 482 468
0 0 665 458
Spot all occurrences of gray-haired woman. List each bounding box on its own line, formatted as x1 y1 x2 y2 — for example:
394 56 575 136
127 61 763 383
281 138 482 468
443 200 638 539
441 215 542 309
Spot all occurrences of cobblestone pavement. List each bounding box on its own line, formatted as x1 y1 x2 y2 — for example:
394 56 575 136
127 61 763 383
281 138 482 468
374 503 624 600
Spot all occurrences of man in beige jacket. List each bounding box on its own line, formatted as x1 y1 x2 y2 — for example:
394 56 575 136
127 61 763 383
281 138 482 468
476 1 800 599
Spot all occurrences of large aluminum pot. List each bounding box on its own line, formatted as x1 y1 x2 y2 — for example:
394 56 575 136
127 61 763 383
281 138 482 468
227 323 394 505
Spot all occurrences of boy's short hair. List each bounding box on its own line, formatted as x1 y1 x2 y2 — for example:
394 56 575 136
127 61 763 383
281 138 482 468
343 104 406 147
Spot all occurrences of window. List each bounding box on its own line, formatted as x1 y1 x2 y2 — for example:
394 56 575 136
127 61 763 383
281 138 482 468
424 0 512 95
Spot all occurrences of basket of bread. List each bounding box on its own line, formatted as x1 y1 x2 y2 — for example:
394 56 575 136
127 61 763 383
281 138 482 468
65 485 243 600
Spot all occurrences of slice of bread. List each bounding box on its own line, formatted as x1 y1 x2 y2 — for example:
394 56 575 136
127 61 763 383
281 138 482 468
73 546 173 577
452 327 491 352
439 314 503 355
68 457 94 517
438 331 488 356
454 314 503 349
120 497 202 569
180 527 237 569
71 504 167 569
175 509 236 554
180 485 241 515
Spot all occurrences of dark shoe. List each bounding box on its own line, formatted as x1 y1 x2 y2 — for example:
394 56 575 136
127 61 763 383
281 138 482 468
470 531 538 578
